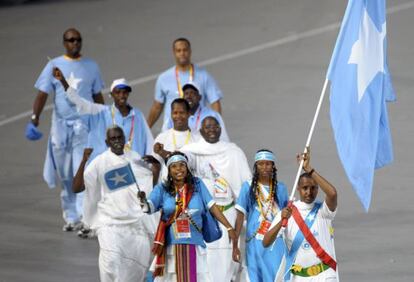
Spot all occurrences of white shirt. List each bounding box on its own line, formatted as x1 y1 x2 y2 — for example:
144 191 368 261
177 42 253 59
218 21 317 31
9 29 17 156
270 200 337 268
83 149 155 231
152 128 198 181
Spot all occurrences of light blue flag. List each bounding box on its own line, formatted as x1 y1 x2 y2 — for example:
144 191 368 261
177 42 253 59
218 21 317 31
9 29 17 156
327 0 395 211
104 164 135 191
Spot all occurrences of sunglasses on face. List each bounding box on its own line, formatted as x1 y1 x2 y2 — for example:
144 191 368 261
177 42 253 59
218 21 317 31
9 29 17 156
64 37 82 43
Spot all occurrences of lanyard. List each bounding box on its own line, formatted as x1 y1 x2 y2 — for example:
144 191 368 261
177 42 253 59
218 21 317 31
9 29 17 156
175 64 194 98
256 183 275 220
172 130 191 150
174 184 189 218
194 107 202 130
111 105 135 151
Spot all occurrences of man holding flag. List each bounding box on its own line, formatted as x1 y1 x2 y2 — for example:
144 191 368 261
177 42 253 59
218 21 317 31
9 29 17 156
72 126 157 282
261 0 395 278
327 0 395 211
263 149 338 282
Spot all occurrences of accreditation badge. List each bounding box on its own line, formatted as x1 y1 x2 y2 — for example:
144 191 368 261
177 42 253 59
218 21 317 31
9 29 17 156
213 177 230 198
173 214 191 239
255 220 271 240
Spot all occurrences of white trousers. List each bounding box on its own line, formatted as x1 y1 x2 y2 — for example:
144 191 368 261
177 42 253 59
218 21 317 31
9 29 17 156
98 224 152 282
207 206 244 282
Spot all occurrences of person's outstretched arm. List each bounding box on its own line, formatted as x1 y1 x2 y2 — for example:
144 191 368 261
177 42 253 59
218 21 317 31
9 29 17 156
209 204 238 248
53 67 106 115
72 148 93 193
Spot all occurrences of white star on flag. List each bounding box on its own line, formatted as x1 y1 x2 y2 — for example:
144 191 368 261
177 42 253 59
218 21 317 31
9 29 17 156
348 9 386 102
109 172 128 186
66 72 82 90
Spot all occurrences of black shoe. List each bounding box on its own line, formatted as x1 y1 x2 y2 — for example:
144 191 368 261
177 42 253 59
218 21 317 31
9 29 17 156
62 222 83 232
77 227 96 239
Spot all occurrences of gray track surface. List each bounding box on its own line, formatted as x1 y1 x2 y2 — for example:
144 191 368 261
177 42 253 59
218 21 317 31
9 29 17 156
1 0 413 281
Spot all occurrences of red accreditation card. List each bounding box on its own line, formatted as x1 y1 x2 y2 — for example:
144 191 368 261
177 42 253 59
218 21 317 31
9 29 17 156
174 217 191 239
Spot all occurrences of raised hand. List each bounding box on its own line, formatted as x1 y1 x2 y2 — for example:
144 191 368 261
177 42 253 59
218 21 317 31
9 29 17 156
153 142 164 155
82 148 93 162
297 146 312 173
52 67 69 90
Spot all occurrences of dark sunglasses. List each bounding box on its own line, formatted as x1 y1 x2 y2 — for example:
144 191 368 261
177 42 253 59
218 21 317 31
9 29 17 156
64 37 82 43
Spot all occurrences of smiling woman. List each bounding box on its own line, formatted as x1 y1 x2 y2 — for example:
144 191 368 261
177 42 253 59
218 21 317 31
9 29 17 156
139 152 238 281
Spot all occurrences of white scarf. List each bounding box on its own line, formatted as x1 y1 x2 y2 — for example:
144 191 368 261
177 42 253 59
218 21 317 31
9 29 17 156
181 138 251 199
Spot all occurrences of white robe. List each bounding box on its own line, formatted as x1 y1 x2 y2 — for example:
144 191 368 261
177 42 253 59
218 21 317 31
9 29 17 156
181 139 252 282
83 149 158 282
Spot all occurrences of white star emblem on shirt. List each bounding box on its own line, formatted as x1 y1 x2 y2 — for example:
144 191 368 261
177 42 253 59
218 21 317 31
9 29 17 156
66 72 82 90
348 9 386 102
307 213 316 221
109 172 128 186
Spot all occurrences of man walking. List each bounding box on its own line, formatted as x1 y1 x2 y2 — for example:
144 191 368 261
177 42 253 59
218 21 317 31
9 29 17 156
28 28 105 231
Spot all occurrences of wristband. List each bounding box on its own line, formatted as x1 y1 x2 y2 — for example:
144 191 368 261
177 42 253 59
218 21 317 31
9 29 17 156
226 227 234 232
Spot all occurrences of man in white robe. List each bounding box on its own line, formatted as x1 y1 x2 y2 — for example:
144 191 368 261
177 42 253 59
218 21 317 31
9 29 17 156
180 116 252 281
72 126 157 282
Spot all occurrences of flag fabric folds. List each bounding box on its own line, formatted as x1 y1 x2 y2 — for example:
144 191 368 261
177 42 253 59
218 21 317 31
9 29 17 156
104 164 135 191
327 0 395 211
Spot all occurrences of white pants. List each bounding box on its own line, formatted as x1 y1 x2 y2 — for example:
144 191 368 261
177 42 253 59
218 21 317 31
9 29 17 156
98 224 152 282
207 207 243 282
48 117 88 224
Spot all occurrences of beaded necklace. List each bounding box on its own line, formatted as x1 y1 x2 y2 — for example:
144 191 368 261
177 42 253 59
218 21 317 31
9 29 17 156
256 181 275 221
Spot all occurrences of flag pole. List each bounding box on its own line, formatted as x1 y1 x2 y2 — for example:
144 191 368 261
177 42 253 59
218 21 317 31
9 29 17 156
288 78 329 201
127 163 142 193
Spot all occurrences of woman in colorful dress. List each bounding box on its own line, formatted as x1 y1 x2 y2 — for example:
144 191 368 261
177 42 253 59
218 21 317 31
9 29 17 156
139 151 237 281
234 149 289 282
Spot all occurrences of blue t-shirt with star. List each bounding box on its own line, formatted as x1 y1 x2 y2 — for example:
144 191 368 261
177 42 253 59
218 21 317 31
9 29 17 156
35 55 104 120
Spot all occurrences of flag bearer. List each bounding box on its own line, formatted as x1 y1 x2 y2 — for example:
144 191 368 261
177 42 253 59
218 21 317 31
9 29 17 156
263 149 338 282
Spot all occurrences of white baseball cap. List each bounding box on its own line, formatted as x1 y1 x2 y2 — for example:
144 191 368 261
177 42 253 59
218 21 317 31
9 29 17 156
110 78 132 92
182 81 201 93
